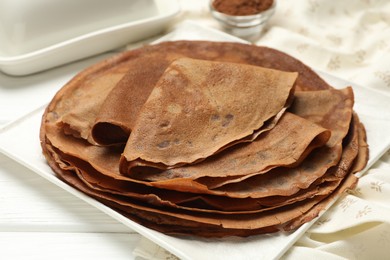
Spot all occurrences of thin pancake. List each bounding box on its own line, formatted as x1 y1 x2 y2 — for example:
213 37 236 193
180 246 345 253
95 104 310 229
91 52 183 145
40 40 369 238
133 87 354 195
42 87 354 200
133 112 330 183
120 58 297 172
39 111 359 221
89 41 331 146
43 104 358 206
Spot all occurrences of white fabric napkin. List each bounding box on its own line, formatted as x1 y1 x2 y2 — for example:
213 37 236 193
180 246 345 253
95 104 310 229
256 0 390 95
282 150 390 259
133 0 390 259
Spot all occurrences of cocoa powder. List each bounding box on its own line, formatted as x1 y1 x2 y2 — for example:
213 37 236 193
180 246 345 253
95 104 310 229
212 0 274 16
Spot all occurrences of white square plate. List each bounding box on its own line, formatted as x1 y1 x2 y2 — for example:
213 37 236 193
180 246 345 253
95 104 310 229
1 21 390 259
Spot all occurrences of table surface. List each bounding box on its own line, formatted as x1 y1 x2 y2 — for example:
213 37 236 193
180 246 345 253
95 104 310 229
1 1 390 259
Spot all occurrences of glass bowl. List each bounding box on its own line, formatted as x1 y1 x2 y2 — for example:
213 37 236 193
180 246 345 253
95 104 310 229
209 0 276 40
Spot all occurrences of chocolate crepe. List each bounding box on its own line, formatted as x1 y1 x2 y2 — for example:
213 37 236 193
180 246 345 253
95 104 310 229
87 41 332 147
121 58 297 173
40 40 369 238
131 112 330 183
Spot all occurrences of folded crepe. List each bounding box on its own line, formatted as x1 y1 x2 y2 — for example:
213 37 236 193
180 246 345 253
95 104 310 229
88 41 332 147
40 132 360 237
120 58 297 174
54 64 127 144
43 102 365 237
40 40 369 238
90 52 180 146
44 112 359 213
53 41 332 147
132 112 330 182
128 87 353 196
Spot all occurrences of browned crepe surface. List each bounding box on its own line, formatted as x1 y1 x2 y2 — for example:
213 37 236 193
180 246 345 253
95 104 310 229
121 58 297 172
40 40 368 238
134 112 330 183
40 137 360 237
133 87 354 196
85 41 332 147
43 113 354 212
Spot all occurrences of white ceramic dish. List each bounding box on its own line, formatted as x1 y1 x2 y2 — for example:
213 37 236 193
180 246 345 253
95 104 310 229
0 0 180 76
1 22 390 259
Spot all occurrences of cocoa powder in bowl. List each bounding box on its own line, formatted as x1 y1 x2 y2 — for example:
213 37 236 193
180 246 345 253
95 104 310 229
212 0 274 16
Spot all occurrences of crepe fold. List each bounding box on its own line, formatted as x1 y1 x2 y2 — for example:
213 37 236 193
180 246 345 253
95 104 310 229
40 41 369 238
120 58 297 173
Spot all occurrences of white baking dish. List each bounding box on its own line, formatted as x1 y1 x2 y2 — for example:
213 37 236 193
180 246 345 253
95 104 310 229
0 0 180 76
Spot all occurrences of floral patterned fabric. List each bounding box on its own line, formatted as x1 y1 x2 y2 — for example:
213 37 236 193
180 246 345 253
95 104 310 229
257 0 390 94
282 151 390 259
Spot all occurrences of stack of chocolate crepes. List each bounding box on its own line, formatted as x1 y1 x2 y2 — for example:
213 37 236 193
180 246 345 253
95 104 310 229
40 41 369 238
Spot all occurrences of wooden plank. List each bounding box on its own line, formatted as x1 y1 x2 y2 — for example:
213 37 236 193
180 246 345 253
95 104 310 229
0 153 131 233
0 232 140 259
